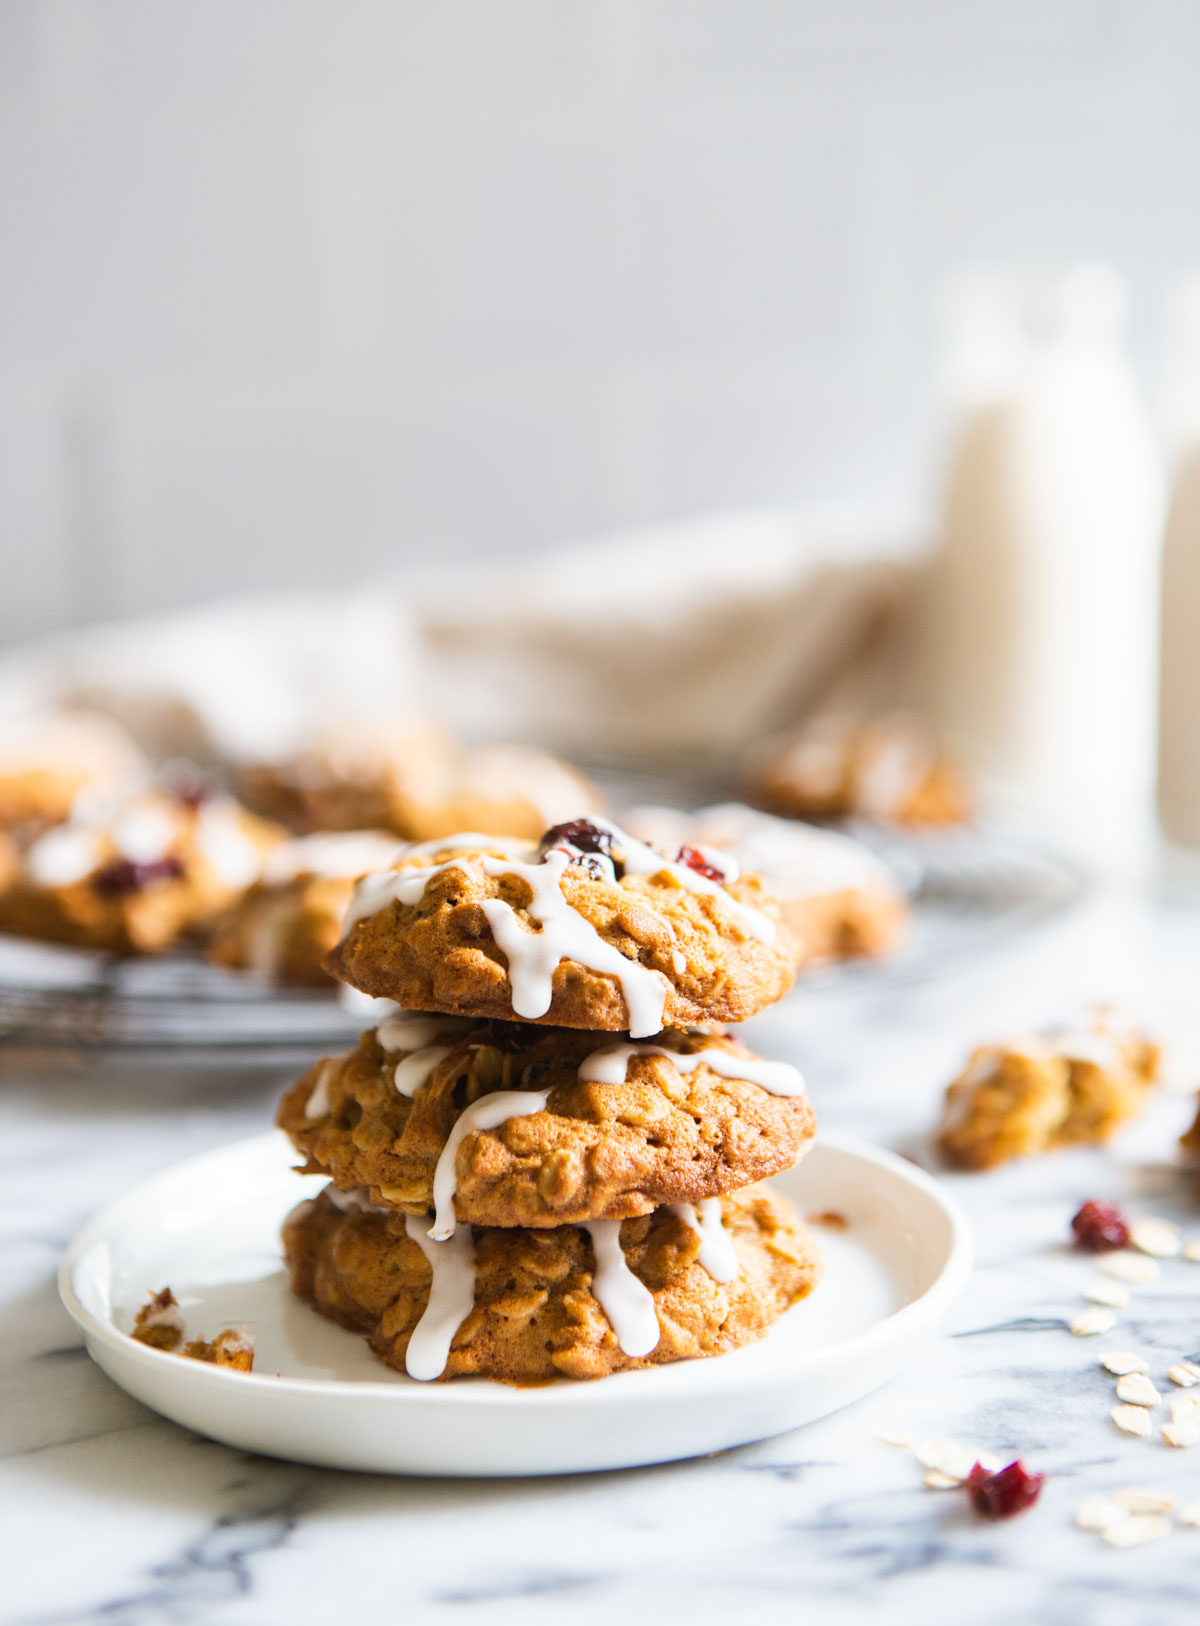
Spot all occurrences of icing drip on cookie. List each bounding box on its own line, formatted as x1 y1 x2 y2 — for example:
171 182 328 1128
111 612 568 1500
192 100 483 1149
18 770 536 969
429 1089 551 1240
194 800 264 887
325 1185 389 1214
403 1215 476 1381
393 1044 457 1099
376 1012 461 1053
304 1058 338 1119
583 1221 660 1358
670 1199 739 1283
25 825 103 885
477 851 669 1036
580 1041 806 1098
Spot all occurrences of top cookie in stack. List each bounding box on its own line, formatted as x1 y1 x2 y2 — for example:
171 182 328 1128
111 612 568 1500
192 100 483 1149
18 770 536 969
278 816 821 1384
325 818 796 1034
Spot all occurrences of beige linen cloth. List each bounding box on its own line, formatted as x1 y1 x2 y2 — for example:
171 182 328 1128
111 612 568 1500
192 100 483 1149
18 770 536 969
0 509 923 767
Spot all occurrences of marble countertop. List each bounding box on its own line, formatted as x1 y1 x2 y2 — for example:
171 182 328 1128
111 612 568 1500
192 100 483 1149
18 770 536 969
4 884 1200 1626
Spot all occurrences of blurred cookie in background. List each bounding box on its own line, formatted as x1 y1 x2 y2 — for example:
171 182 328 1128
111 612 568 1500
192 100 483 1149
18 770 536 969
208 830 404 986
747 712 971 829
0 711 149 833
936 1011 1160 1170
625 802 908 969
0 788 283 955
236 719 601 844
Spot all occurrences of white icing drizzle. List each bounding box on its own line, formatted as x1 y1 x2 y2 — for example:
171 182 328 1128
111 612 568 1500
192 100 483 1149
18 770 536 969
195 799 263 887
376 1012 464 1053
429 1089 551 1240
590 816 775 942
112 803 177 863
325 1185 389 1214
670 1199 739 1284
403 1214 476 1381
583 1220 660 1357
25 825 103 885
478 850 670 1036
579 1040 805 1097
261 831 405 884
304 1058 338 1119
393 1044 457 1099
671 950 687 974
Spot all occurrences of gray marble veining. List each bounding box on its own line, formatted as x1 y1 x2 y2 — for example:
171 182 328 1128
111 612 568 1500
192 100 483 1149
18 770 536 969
3 885 1200 1626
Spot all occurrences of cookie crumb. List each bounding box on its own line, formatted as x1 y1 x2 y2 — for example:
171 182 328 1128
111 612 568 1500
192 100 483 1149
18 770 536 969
806 1210 849 1230
182 1328 255 1372
131 1287 184 1351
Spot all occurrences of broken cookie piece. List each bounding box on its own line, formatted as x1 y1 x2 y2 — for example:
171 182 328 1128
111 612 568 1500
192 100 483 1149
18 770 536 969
936 1012 1158 1170
131 1287 185 1351
182 1328 255 1371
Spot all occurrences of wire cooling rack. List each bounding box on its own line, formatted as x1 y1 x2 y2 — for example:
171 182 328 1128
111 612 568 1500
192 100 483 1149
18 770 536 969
0 761 1087 1061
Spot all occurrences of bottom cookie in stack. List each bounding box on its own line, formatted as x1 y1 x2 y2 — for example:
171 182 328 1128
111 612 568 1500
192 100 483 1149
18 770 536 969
283 1182 821 1384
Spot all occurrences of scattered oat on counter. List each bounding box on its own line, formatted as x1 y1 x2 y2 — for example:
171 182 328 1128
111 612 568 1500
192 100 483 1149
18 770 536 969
1111 1404 1154 1438
1083 1279 1130 1308
1114 1373 1161 1407
1129 1217 1182 1259
1098 1251 1161 1285
1179 1503 1200 1528
1102 1513 1171 1548
1168 1361 1200 1388
1100 1350 1150 1376
1182 1241 1200 1264
1071 1307 1119 1337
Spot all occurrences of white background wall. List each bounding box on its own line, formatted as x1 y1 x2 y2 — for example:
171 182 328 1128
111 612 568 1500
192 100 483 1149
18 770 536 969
4 0 1200 645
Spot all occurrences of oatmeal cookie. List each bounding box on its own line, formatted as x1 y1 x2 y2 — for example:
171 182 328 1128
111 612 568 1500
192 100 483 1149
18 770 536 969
208 831 404 985
282 1181 820 1384
749 712 970 828
1180 1093 1200 1162
0 711 148 832
277 1019 814 1227
0 791 284 954
937 1014 1159 1170
326 820 795 1035
626 801 907 967
237 721 600 843
0 828 16 894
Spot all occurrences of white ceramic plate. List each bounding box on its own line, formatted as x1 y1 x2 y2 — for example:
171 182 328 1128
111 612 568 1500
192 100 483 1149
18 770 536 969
60 1130 971 1477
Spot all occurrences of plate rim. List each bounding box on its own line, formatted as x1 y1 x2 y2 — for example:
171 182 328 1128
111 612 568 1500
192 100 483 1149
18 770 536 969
59 1127 972 1409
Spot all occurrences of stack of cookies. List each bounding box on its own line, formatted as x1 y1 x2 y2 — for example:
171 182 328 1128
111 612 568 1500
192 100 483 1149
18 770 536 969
276 817 823 1383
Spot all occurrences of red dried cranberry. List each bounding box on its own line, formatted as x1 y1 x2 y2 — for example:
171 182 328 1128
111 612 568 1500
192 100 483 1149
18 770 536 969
538 819 622 878
966 1460 1045 1520
675 844 727 884
92 856 186 896
1071 1199 1130 1252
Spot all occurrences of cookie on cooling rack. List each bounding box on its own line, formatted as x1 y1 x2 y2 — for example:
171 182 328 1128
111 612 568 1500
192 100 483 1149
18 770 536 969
324 819 795 1036
0 711 148 833
278 1016 814 1228
0 790 283 955
283 1180 821 1383
208 831 405 986
748 712 970 828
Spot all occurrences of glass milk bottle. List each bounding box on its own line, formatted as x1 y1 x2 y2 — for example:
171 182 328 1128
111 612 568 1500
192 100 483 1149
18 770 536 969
1157 275 1200 850
924 265 1164 865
